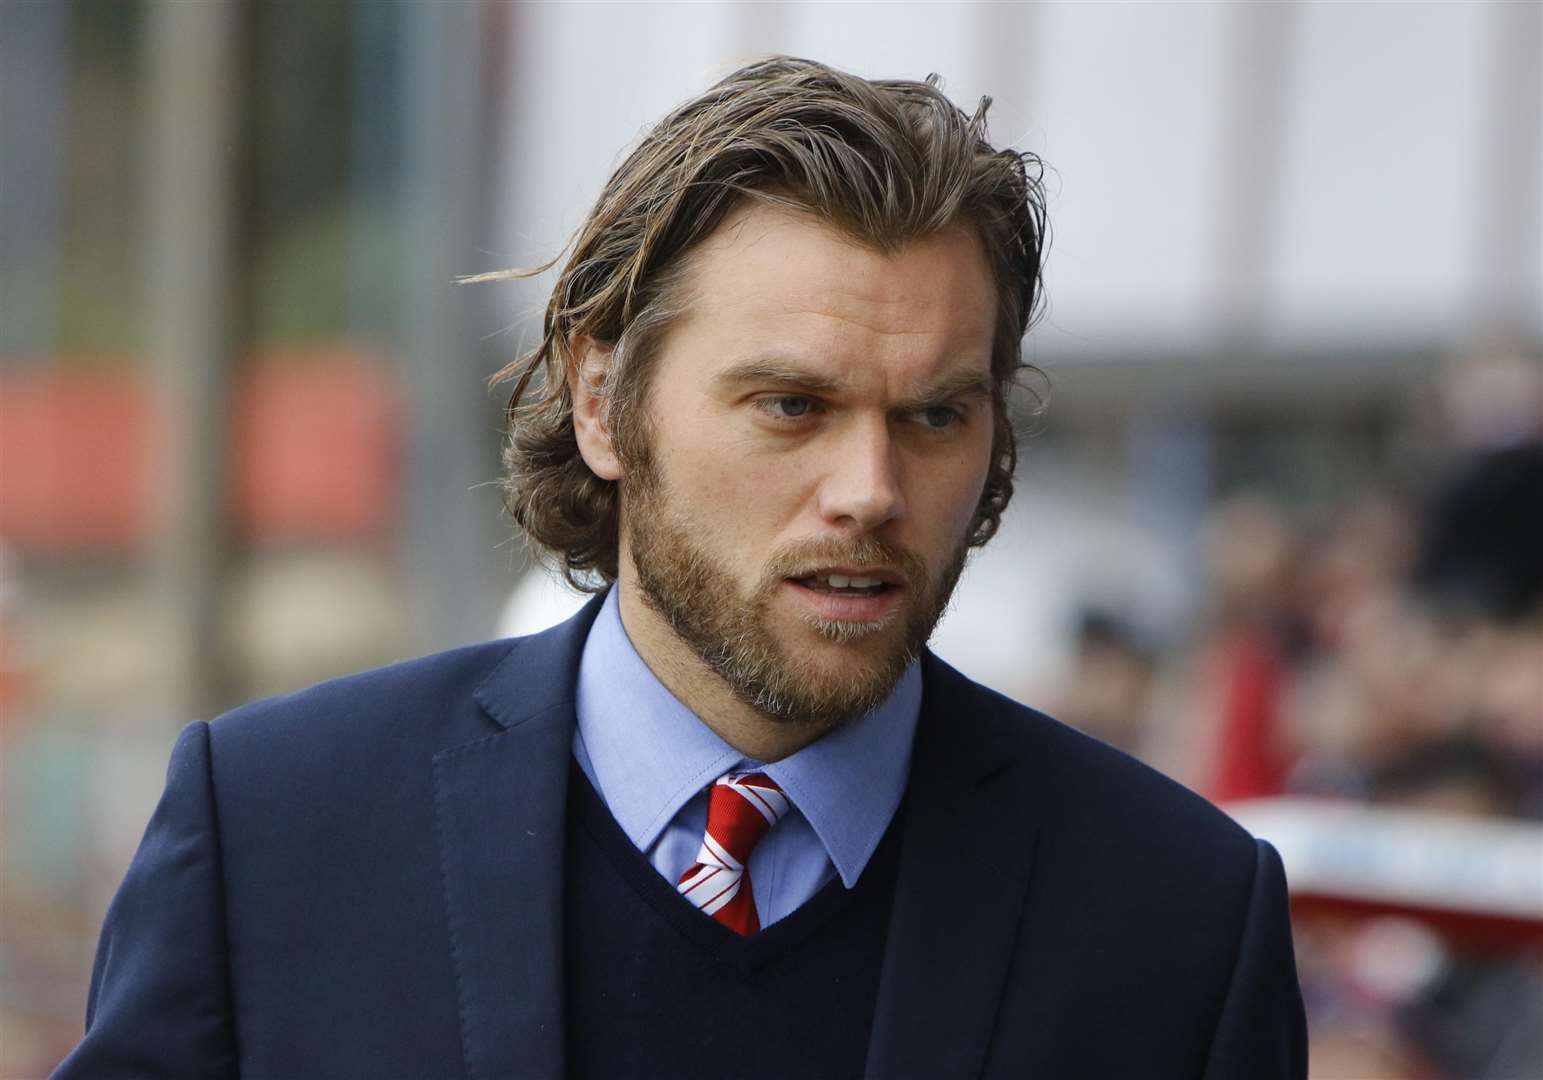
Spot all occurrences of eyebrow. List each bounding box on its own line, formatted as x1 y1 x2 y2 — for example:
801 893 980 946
896 369 994 411
714 357 994 410
713 359 843 395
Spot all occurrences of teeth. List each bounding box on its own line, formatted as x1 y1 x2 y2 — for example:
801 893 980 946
813 573 883 589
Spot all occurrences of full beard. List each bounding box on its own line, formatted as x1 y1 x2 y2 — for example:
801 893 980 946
622 466 971 732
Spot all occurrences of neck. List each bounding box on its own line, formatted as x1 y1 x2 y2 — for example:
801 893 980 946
613 570 829 763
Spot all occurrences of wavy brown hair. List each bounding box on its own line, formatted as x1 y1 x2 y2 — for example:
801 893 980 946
473 57 1048 591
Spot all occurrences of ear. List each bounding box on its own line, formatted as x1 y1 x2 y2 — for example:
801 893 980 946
568 336 625 481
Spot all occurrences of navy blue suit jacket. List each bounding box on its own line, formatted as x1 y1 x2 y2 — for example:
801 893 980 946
55 594 1306 1078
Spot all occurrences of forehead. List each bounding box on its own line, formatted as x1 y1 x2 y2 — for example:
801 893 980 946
660 202 998 386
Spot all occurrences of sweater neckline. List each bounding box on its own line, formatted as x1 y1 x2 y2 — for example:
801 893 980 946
567 762 904 976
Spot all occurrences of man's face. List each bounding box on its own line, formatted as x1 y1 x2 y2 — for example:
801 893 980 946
617 202 999 730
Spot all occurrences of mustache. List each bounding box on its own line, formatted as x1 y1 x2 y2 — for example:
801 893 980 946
762 536 928 589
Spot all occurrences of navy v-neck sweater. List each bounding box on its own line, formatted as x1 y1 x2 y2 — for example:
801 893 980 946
564 766 904 1079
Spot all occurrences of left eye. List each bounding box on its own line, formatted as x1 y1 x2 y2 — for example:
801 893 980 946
917 406 962 429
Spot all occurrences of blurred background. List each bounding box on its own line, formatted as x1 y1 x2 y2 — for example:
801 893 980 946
2 2 1539 1076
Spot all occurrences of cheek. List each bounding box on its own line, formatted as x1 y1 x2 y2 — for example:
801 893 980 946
912 440 993 528
942 474 990 539
659 419 808 527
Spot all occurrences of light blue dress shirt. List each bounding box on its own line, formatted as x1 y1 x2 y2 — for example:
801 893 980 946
573 588 921 928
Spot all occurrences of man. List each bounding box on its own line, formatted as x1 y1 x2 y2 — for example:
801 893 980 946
56 58 1306 1078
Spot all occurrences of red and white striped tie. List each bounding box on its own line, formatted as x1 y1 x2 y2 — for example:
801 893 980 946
675 772 791 936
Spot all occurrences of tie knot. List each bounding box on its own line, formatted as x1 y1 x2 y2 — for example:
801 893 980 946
702 772 790 867
677 772 792 934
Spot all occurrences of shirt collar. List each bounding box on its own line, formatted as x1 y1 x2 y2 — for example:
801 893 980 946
574 587 920 888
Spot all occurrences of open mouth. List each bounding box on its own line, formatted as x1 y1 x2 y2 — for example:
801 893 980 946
782 569 906 627
790 571 897 594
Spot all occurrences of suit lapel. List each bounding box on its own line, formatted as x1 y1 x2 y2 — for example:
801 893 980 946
432 596 604 1080
865 654 1042 1080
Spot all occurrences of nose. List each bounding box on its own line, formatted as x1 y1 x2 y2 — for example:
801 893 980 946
815 417 905 532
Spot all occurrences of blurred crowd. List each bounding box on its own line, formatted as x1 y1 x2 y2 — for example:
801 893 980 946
1107 441 1543 822
1047 360 1542 1078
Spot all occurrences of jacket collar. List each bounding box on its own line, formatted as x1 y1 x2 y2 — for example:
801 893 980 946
863 651 1043 1079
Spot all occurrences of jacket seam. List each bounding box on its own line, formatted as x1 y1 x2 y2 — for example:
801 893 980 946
1198 838 1264 1075
201 720 244 1075
432 751 481 1080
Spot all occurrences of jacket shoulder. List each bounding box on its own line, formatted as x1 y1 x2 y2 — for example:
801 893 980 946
923 652 1256 859
210 638 521 756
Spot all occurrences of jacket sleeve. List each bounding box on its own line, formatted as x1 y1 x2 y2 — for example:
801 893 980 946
1200 838 1308 1080
52 720 240 1079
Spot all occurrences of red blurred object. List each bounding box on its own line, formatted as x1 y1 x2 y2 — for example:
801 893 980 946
229 349 400 545
1228 797 1543 950
0 363 152 552
1210 629 1290 802
0 347 400 554
1290 891 1543 954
